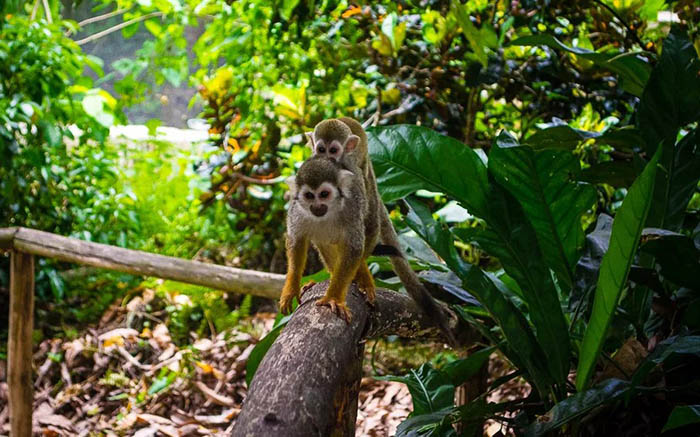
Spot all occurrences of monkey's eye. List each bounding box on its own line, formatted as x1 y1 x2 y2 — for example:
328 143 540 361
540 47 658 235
329 147 338 154
318 146 326 153
304 192 315 200
319 190 330 199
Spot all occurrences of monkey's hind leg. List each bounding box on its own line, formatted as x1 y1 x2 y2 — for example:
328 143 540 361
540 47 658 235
280 236 309 314
315 243 361 323
353 262 376 305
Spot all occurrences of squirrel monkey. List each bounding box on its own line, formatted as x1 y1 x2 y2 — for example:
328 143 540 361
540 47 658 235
279 156 379 322
306 117 458 345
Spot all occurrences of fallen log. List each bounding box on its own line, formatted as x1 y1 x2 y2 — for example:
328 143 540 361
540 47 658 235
232 281 473 437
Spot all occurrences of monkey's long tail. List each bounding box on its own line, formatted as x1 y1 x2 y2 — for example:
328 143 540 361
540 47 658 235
378 205 459 347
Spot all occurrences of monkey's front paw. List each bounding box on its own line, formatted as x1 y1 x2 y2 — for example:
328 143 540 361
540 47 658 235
315 296 352 323
279 284 300 314
300 280 317 296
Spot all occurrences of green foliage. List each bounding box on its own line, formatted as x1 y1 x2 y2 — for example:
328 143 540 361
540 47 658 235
662 405 700 433
245 313 291 386
367 24 700 433
3 0 700 434
0 15 118 234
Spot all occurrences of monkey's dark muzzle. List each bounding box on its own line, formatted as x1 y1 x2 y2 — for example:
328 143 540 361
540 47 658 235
311 205 328 217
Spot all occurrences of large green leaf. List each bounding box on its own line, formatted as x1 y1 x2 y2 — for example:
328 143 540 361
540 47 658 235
442 347 494 387
526 379 631 436
368 125 489 218
404 198 555 396
395 409 456 437
663 128 700 231
662 405 700 433
637 28 700 156
576 147 661 391
637 28 700 230
579 161 638 188
641 229 700 289
632 335 700 386
489 134 597 289
525 125 645 153
245 314 291 386
378 363 455 416
451 1 498 67
525 125 600 150
467 180 571 385
510 34 650 96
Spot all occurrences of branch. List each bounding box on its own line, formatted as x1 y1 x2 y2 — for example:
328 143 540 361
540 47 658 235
232 282 478 436
78 8 127 27
593 0 644 48
74 12 164 46
232 172 286 185
41 0 52 24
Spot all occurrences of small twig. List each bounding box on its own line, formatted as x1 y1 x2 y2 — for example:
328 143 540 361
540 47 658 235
116 346 149 369
41 0 52 23
30 0 40 21
74 12 163 46
361 113 378 128
194 381 235 407
593 0 644 48
65 8 128 36
232 172 285 185
373 85 383 127
78 8 127 27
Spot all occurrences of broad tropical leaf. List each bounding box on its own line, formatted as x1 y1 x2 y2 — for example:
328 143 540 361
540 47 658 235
466 180 571 385
664 128 700 231
662 405 700 433
637 28 700 230
632 335 700 386
404 198 555 396
368 125 489 218
489 133 597 288
637 28 700 155
641 229 700 289
576 147 661 390
378 363 455 416
526 379 631 436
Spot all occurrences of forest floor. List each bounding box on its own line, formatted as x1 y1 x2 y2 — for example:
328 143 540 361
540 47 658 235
0 283 525 436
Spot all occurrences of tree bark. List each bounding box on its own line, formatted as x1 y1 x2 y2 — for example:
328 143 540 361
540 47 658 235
232 282 369 437
232 281 472 437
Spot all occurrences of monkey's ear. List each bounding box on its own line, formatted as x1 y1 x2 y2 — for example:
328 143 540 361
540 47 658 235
305 132 315 148
345 134 360 153
285 176 298 198
338 169 355 193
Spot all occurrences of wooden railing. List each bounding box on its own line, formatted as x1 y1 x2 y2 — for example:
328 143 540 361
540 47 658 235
0 227 285 437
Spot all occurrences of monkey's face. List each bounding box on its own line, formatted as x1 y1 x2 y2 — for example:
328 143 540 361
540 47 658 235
313 139 343 163
297 181 341 218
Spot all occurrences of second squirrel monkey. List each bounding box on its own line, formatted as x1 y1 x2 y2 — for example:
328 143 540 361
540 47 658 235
279 156 379 322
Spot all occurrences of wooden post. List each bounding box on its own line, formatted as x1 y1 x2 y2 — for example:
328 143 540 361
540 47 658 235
9 251 35 437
